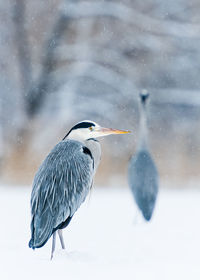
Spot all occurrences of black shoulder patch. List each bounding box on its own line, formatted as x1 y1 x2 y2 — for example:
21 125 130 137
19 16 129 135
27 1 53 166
82 146 93 160
82 146 94 169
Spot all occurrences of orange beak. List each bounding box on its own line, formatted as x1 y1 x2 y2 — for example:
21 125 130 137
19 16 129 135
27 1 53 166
97 127 131 136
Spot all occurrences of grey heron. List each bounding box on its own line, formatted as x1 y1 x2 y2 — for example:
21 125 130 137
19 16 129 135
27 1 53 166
29 120 130 259
128 92 159 221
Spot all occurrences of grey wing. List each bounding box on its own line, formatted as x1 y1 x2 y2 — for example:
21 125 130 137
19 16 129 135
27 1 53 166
128 150 159 220
29 140 94 249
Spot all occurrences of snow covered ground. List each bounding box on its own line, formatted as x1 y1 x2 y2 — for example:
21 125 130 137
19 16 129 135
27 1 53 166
0 184 200 280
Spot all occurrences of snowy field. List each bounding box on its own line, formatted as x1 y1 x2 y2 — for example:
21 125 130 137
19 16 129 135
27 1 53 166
0 184 200 280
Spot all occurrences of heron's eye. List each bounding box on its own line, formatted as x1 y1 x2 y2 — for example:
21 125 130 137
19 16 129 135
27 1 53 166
89 126 93 131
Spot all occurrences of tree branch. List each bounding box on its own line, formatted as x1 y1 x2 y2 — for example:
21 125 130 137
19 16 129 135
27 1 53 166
26 14 69 117
61 1 200 39
12 0 32 99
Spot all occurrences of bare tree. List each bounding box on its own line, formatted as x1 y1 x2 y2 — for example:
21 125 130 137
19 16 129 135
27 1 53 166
13 0 32 105
1 0 200 182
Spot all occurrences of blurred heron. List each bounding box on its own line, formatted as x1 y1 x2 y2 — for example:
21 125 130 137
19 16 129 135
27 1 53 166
29 120 130 259
128 92 159 221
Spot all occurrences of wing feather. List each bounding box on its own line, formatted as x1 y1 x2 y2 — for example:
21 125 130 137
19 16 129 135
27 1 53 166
128 149 158 220
29 140 94 249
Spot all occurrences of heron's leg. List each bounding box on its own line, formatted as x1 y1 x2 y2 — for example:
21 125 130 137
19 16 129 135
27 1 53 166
50 232 56 260
58 229 65 249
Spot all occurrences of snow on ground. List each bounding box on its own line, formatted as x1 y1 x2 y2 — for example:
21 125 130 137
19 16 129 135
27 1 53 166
0 184 200 280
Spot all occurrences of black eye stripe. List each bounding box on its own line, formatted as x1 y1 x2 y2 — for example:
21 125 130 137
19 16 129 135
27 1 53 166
72 122 95 130
63 122 95 140
140 93 149 103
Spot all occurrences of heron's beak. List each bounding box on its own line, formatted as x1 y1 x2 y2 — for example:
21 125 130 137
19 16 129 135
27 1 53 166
96 127 131 137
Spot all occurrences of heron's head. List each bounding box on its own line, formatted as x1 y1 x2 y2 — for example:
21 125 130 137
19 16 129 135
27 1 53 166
140 90 149 105
63 120 130 141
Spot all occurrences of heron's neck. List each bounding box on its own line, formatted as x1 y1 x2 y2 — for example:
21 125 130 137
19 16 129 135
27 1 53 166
66 130 86 142
85 138 101 173
138 104 148 150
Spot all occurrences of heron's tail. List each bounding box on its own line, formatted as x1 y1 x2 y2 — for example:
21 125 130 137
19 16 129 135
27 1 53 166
142 209 152 221
141 200 155 221
28 215 53 249
28 236 49 249
28 238 35 249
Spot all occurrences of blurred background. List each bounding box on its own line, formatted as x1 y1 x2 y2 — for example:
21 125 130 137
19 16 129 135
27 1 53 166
0 0 200 186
